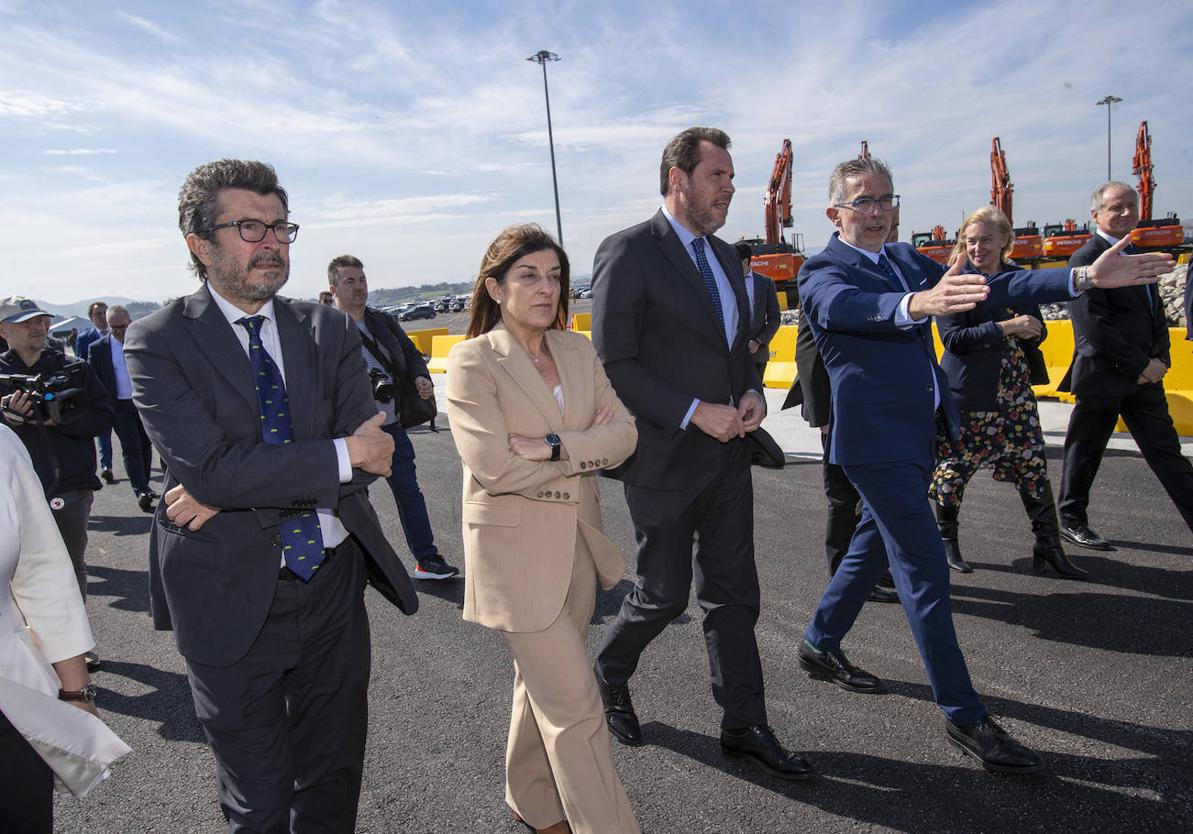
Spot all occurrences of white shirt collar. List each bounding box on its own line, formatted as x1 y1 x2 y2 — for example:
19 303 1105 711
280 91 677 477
661 204 701 248
836 233 887 265
1096 228 1121 246
207 282 277 328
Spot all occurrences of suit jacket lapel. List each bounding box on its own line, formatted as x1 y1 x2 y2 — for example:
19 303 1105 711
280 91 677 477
489 325 564 430
650 210 729 349
275 299 319 441
547 330 585 429
183 285 259 416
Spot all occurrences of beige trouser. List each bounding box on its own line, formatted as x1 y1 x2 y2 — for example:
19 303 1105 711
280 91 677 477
501 543 641 834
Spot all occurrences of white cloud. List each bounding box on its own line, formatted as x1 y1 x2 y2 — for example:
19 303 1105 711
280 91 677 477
42 148 117 156
0 89 85 117
116 12 180 45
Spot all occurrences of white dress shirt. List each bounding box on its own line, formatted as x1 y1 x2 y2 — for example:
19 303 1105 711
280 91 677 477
206 285 351 549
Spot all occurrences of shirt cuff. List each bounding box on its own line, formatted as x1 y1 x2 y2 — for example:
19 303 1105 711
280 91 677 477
333 438 352 483
680 398 700 430
895 293 927 329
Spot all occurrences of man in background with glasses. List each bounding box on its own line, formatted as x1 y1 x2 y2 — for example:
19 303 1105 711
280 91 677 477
123 159 418 832
794 156 1172 775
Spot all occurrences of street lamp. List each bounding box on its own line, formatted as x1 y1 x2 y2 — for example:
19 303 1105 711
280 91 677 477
1095 95 1122 181
527 49 563 245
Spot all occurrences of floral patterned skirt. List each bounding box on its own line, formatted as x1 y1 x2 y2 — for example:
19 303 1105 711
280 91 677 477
930 340 1048 506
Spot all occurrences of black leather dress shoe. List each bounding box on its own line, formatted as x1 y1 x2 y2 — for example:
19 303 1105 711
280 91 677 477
1059 523 1114 551
594 665 642 747
946 716 1043 774
867 585 900 604
721 725 814 781
137 492 155 513
798 644 885 693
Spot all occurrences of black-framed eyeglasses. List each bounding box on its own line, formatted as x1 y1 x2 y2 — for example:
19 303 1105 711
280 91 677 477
203 219 300 244
835 195 900 213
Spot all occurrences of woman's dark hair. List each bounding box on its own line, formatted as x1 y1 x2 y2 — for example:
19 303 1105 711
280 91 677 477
465 224 570 338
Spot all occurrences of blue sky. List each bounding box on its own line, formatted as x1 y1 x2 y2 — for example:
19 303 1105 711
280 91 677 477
2 0 1190 304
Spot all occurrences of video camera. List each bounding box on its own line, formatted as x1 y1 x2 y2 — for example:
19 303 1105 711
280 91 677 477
0 362 90 426
368 368 395 404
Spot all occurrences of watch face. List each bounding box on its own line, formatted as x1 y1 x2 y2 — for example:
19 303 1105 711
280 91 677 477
546 433 561 446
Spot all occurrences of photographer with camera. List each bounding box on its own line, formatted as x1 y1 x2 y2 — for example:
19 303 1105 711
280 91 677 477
328 255 459 581
0 297 115 673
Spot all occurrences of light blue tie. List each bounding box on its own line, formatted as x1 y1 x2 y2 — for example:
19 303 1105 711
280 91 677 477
691 238 725 324
237 316 325 581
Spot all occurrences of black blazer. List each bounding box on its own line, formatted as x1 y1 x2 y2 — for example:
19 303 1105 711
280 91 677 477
788 307 831 427
362 306 430 381
87 334 125 402
749 273 782 356
936 267 1048 413
1062 233 1170 397
592 209 762 490
124 286 417 667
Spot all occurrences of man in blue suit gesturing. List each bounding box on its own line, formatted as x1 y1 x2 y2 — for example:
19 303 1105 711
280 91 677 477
795 157 1172 774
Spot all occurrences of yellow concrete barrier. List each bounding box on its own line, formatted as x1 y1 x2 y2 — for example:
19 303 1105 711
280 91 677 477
776 291 788 312
426 334 465 374
577 330 592 340
404 327 448 356
571 311 592 331
763 324 797 389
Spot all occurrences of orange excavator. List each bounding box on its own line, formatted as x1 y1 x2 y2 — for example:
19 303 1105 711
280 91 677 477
990 137 1042 264
1042 218 1090 259
911 225 955 264
741 138 805 301
1130 120 1185 251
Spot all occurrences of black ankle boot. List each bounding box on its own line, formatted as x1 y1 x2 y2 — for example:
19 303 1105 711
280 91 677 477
934 501 972 573
1020 483 1087 579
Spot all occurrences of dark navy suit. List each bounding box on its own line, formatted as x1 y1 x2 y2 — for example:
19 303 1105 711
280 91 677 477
798 233 1072 724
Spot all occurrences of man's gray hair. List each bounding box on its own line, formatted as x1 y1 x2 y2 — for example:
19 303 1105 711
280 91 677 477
1090 181 1136 212
828 157 894 205
106 304 130 319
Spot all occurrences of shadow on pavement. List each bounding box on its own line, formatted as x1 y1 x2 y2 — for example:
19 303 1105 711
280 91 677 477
948 583 1193 655
94 660 206 744
644 713 1190 832
87 564 150 613
413 577 465 608
89 513 154 537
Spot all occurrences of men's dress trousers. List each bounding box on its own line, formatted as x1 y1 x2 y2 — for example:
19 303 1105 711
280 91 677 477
691 238 725 322
238 316 325 580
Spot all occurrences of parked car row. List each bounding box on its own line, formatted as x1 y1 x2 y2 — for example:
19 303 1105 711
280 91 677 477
381 293 471 322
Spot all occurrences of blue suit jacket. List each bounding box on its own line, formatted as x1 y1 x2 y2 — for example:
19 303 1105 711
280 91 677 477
797 233 1073 466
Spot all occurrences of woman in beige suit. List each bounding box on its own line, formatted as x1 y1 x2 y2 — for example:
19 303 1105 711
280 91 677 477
446 225 640 834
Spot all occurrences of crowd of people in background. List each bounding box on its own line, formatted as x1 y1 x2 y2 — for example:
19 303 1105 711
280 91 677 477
0 127 1185 834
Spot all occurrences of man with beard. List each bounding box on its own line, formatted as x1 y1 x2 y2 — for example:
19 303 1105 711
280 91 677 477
591 127 813 781
123 159 418 832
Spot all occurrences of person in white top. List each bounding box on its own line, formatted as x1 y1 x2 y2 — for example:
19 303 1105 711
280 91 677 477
0 424 129 832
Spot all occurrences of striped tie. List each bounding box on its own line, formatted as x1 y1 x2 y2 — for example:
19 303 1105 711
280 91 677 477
237 316 325 581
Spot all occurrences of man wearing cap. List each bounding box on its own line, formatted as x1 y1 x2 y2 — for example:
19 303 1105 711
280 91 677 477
0 296 115 672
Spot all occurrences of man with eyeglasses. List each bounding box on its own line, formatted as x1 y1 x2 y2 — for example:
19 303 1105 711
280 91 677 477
88 305 156 512
122 159 418 832
794 157 1172 775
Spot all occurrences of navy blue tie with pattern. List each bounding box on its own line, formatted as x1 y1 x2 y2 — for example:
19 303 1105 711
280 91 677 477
876 253 907 291
237 316 325 581
691 238 725 326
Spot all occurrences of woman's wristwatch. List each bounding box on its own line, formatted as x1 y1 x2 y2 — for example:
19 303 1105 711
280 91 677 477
544 432 562 461
59 684 98 704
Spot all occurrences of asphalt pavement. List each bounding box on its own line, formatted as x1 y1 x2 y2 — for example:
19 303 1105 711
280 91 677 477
51 335 1193 833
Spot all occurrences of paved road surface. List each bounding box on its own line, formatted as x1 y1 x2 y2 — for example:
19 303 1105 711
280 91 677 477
53 372 1192 833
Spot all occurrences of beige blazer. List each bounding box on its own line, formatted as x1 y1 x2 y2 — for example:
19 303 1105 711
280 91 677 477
446 325 637 632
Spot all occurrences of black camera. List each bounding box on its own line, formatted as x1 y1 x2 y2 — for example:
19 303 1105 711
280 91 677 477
0 362 89 426
368 368 395 404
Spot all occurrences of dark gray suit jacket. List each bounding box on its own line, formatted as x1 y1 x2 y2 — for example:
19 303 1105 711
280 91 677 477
592 209 762 490
124 285 417 667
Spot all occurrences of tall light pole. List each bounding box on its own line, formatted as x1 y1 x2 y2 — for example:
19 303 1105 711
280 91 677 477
527 49 563 245
1096 95 1122 181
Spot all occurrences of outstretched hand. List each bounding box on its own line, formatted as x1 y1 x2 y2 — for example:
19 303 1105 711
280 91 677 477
907 258 990 319
1087 235 1173 288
